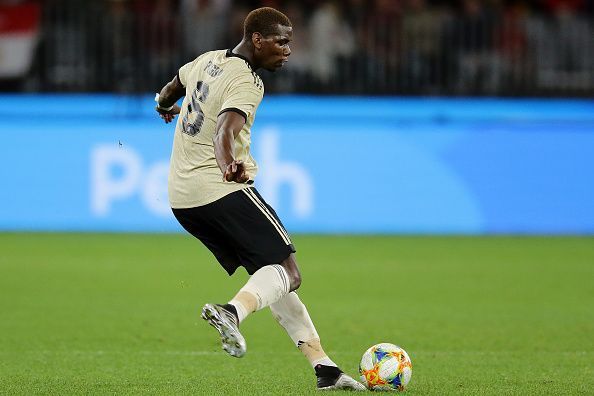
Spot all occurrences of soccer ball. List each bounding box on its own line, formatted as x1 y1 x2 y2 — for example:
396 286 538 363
359 343 412 391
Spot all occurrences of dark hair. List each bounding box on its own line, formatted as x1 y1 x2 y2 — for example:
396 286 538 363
243 7 292 39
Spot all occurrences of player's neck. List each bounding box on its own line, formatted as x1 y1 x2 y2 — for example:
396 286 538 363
231 41 258 70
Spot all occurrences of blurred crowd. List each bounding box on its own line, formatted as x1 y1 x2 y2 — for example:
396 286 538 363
2 0 594 95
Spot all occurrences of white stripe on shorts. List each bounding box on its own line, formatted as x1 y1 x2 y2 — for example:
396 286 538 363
244 188 292 243
242 189 292 245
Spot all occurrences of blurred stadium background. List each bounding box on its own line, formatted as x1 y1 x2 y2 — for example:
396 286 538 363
1 0 593 394
3 0 594 95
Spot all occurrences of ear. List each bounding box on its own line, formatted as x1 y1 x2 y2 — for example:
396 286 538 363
252 32 263 50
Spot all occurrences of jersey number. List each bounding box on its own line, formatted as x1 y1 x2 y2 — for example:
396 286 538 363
182 81 210 136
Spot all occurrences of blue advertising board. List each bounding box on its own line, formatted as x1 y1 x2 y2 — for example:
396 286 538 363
0 95 593 234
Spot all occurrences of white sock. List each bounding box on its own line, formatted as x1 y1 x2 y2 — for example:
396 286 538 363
228 265 290 324
229 300 248 323
312 356 338 368
270 292 318 344
271 292 337 368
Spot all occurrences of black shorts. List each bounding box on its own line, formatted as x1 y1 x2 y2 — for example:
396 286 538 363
172 187 296 275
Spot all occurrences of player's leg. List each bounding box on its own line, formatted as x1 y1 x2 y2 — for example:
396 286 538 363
202 260 294 358
270 290 365 391
228 253 300 324
198 188 298 356
215 188 298 323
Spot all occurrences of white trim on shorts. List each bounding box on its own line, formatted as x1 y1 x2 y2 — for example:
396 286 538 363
242 188 292 245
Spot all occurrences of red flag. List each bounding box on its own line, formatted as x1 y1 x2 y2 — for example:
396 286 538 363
0 2 41 78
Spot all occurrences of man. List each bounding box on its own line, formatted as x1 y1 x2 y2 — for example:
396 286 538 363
154 7 364 391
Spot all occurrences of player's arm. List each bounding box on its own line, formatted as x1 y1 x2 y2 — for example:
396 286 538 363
155 75 185 123
214 110 249 183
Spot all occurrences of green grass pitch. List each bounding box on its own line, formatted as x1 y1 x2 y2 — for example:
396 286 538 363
0 234 592 395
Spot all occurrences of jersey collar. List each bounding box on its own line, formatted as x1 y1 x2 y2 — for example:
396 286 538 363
226 49 255 70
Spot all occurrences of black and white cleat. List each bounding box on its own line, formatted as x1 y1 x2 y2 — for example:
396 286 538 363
201 303 246 358
315 364 367 391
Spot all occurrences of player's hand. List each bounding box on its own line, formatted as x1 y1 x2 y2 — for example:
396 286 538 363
156 104 181 124
223 160 250 183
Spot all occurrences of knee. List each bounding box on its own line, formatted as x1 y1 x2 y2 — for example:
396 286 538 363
290 271 302 291
281 254 301 291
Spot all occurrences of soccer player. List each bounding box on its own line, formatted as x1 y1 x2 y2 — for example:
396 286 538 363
154 7 364 391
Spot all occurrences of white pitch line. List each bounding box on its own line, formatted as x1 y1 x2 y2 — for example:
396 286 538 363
2 350 590 356
4 350 304 356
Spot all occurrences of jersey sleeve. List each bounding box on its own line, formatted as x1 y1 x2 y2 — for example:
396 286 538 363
219 72 264 122
177 61 192 88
